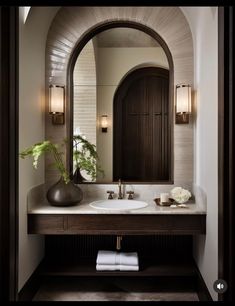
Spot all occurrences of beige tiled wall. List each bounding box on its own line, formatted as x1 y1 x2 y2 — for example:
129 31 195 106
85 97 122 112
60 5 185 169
73 40 97 146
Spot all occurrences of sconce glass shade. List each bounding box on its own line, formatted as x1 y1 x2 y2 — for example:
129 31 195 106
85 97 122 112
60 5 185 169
49 85 65 114
101 115 108 132
49 85 65 125
176 84 191 113
175 84 191 124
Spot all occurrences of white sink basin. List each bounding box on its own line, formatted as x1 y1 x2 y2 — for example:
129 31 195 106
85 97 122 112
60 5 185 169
89 199 148 211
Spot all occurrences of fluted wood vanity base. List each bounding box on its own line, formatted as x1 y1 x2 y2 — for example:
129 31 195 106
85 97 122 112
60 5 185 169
28 214 206 235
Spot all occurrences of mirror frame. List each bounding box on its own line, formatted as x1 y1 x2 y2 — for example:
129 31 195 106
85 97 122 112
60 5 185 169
67 20 174 184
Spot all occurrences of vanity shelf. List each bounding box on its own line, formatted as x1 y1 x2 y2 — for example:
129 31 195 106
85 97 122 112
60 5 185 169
38 257 196 278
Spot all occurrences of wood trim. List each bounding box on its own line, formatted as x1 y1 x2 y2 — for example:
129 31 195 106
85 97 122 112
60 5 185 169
0 7 19 302
18 262 42 302
218 6 224 301
67 20 174 184
28 214 206 235
194 260 213 301
218 6 234 302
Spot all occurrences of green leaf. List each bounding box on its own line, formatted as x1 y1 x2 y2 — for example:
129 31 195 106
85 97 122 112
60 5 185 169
72 135 104 180
19 140 70 183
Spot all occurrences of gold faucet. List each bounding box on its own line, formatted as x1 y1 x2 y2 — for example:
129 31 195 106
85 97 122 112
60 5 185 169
118 179 123 199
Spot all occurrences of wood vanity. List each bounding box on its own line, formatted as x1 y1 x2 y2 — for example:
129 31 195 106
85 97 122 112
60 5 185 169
28 213 206 235
26 185 207 295
28 212 205 283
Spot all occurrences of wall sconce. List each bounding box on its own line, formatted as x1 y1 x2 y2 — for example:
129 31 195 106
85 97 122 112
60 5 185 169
49 85 65 125
101 115 108 132
175 84 191 124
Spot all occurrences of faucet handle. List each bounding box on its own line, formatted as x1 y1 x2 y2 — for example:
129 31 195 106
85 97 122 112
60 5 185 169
107 190 114 199
126 191 134 200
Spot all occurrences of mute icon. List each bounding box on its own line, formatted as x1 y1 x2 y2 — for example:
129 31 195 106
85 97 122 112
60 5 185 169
213 279 227 293
217 283 224 289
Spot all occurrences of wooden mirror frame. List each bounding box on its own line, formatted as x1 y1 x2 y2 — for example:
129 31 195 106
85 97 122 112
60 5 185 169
67 20 174 184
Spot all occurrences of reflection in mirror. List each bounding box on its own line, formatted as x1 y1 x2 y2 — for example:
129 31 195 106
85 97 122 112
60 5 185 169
72 27 170 183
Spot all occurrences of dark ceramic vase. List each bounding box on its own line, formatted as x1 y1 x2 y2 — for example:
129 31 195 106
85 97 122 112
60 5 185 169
46 177 83 206
73 167 87 184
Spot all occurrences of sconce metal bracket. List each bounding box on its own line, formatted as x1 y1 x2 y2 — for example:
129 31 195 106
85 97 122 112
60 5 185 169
51 113 64 125
175 112 189 124
102 127 107 133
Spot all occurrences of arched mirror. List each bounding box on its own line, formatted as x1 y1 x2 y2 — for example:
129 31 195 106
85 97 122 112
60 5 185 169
70 26 173 183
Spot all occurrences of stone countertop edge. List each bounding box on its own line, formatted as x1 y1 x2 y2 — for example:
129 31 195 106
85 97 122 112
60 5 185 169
27 184 206 215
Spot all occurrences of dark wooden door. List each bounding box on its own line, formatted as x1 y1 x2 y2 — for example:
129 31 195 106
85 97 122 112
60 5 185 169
0 7 19 301
113 67 170 182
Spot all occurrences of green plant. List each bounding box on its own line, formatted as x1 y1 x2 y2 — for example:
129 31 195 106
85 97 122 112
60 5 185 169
73 135 104 181
20 140 70 184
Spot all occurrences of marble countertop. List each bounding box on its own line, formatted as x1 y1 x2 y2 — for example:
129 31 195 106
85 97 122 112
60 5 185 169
27 185 206 215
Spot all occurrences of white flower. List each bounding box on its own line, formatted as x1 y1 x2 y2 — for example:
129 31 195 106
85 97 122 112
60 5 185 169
171 187 191 203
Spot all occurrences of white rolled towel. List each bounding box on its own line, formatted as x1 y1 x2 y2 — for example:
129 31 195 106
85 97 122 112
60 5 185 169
119 252 139 266
96 250 139 266
120 264 139 271
96 264 139 271
96 250 117 265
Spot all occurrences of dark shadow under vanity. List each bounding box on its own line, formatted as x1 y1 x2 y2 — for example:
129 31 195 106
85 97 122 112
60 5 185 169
25 213 210 301
23 234 211 301
41 235 196 277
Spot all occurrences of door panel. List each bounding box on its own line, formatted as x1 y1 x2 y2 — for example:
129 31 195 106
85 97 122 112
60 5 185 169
114 67 170 182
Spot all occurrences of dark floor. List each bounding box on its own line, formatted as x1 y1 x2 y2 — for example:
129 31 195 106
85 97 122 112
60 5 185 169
33 277 199 301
